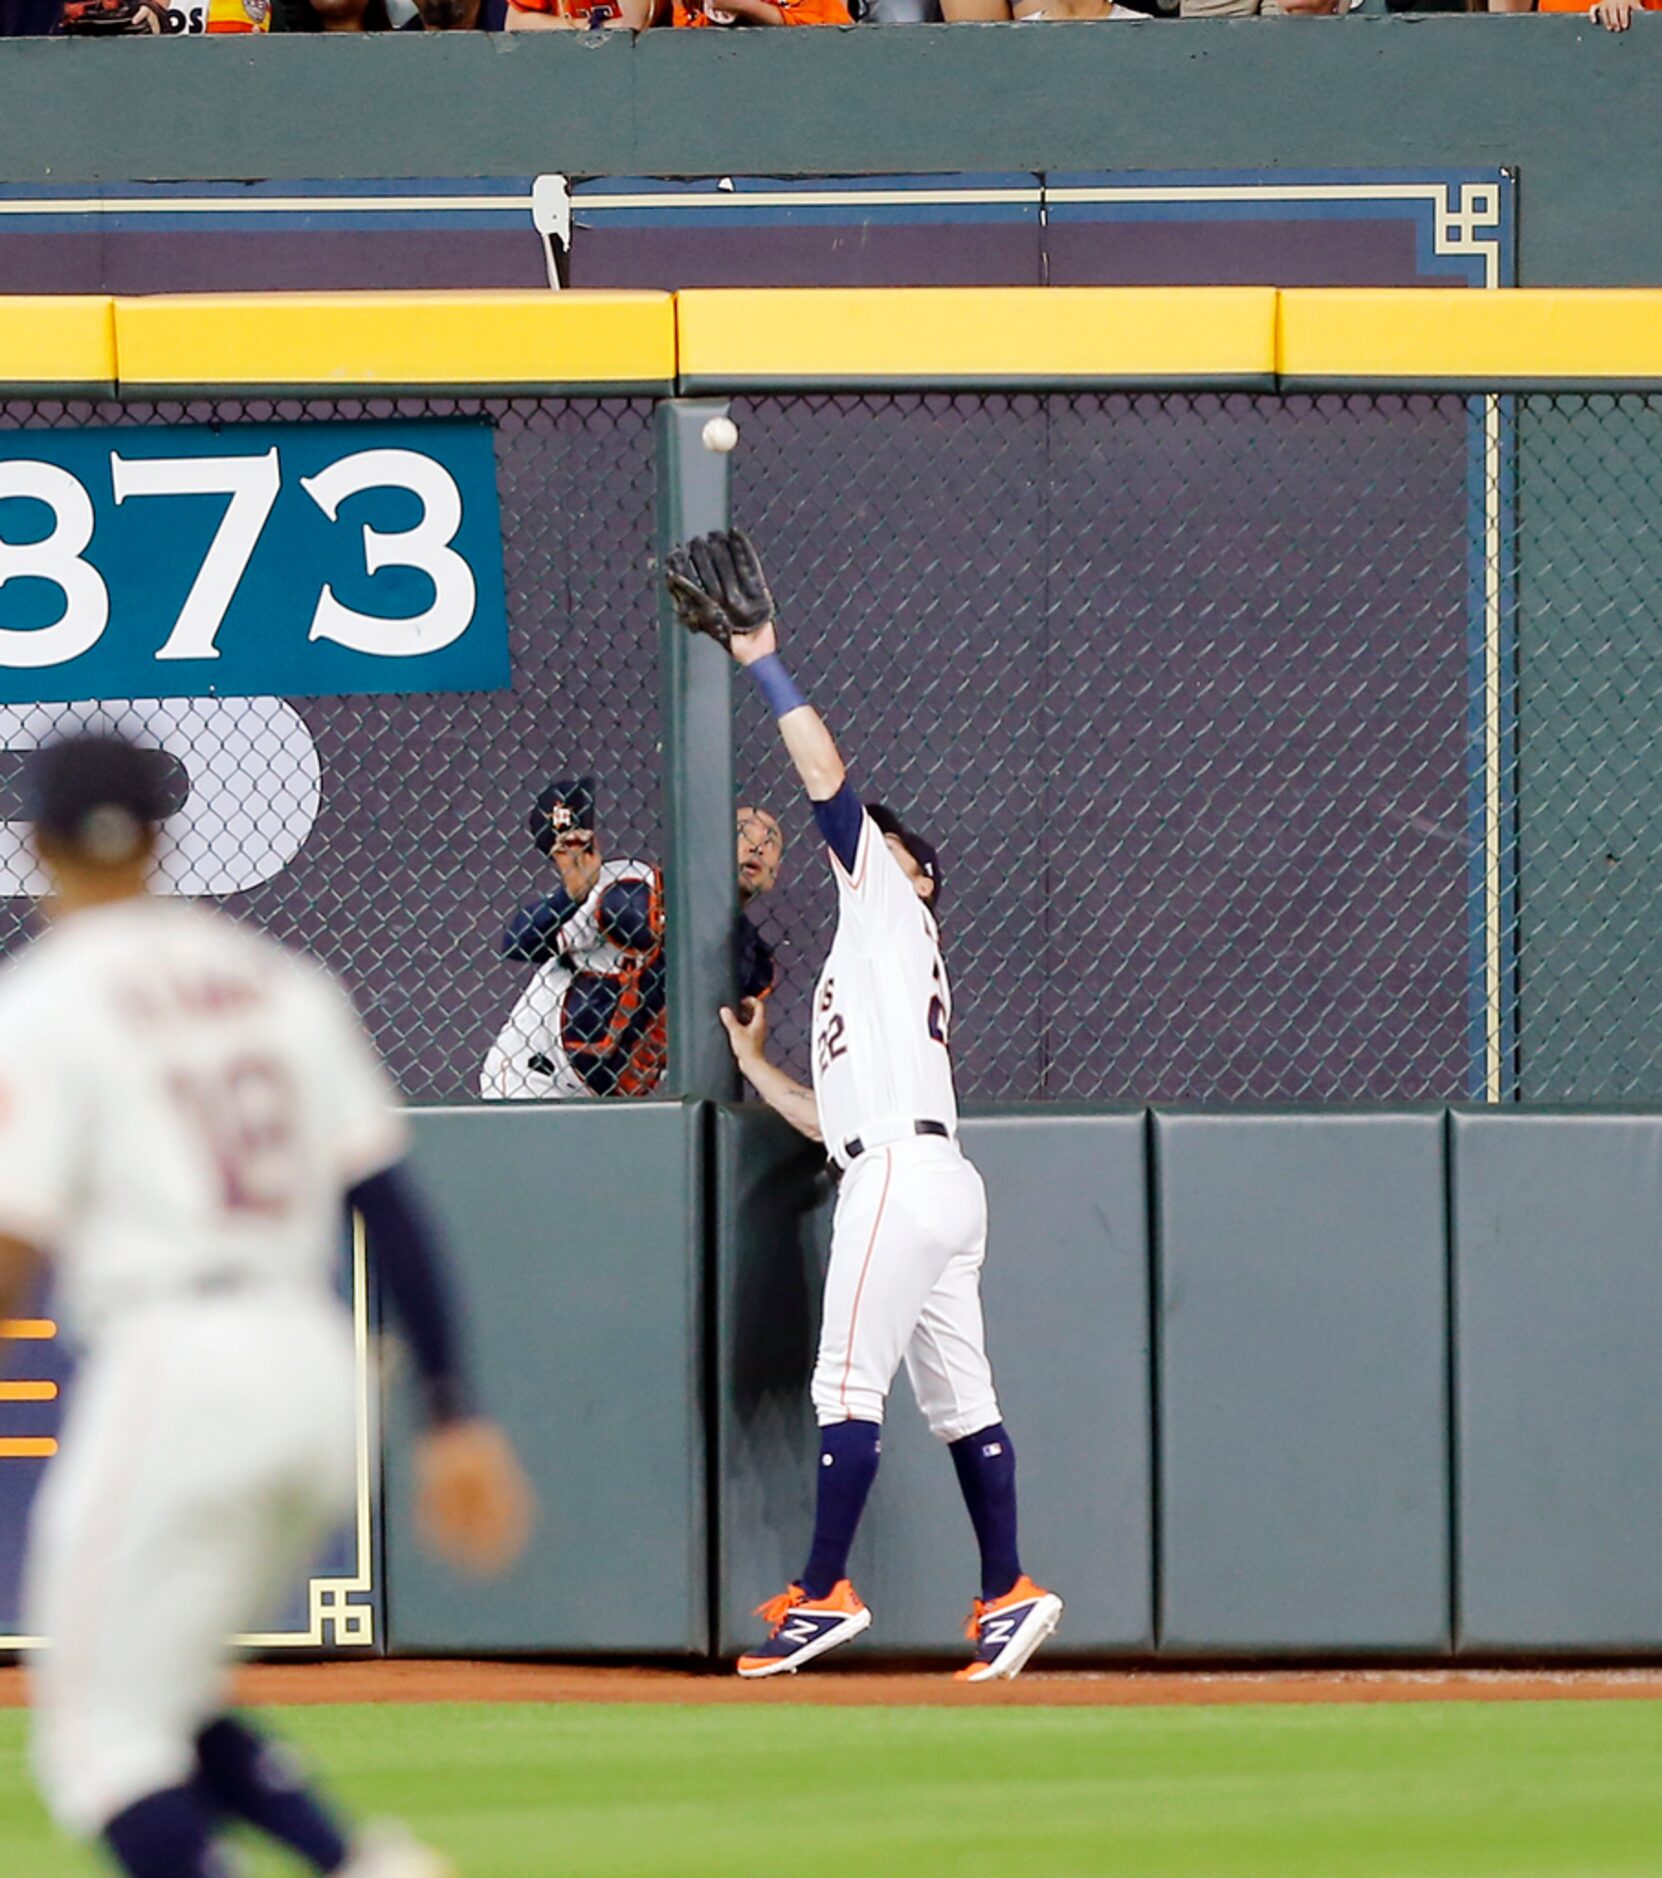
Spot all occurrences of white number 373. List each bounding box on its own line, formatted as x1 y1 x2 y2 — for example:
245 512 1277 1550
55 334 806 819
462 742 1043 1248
0 447 476 671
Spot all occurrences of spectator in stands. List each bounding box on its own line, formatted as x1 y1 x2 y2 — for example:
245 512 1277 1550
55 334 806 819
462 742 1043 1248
410 0 505 23
274 0 408 27
480 781 785 1102
1174 0 1337 15
504 0 649 26
1516 0 1657 21
0 0 61 29
275 0 500 21
672 0 851 25
941 0 1157 16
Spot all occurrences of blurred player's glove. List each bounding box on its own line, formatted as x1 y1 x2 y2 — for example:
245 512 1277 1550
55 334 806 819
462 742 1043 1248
664 530 775 650
61 0 167 28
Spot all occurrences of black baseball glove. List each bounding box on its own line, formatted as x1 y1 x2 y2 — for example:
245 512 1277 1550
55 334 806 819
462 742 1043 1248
663 530 775 650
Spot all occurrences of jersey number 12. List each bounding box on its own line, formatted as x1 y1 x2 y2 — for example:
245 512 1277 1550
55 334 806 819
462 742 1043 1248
169 1055 300 1219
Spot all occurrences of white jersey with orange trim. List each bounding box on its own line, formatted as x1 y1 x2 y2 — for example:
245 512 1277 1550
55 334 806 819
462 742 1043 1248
811 806 958 1163
0 896 404 1345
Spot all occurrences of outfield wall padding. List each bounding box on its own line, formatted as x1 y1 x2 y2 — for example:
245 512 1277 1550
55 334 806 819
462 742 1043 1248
352 1100 1662 1662
1154 1111 1452 1654
381 1102 708 1655
714 1105 1154 1656
1452 1111 1662 1651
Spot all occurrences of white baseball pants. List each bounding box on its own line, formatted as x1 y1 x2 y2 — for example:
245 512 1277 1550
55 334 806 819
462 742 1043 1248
24 1290 357 1838
478 962 587 1101
812 1135 1002 1443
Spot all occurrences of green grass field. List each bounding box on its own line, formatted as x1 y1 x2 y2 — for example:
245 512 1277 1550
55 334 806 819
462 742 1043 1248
4 1698 1661 1876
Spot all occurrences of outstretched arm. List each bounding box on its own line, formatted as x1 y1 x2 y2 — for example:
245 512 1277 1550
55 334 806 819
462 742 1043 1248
719 998 822 1142
727 618 846 805
664 532 862 870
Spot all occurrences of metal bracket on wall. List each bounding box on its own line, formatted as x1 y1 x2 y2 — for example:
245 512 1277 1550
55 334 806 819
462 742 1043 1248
532 174 572 292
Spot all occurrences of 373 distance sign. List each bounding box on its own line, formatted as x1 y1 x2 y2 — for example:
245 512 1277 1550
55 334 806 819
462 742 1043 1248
0 420 511 704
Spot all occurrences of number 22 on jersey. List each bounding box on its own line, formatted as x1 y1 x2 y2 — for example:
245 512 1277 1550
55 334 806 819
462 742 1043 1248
816 977 849 1077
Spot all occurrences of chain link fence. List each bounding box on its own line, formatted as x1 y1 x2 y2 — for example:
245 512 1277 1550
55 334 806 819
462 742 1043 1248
3 389 1661 1104
1514 393 1662 1102
0 395 660 1102
733 391 1479 1101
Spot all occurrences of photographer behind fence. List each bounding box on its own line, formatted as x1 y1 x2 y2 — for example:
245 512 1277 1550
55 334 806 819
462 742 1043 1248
479 778 784 1101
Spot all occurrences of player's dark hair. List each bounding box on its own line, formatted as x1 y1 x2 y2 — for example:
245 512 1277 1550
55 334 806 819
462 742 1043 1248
866 803 944 913
26 732 175 865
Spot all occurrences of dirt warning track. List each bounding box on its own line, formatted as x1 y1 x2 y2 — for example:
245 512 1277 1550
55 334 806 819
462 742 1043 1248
9 1661 1662 1710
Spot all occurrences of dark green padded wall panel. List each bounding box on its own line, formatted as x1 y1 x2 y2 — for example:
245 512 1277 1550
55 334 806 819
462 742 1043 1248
715 1106 1153 1657
1155 1110 1450 1653
1453 1109 1662 1650
383 1103 706 1653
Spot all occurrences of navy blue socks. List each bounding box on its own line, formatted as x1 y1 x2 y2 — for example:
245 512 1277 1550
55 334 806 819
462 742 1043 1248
799 1418 882 1598
950 1421 1023 1601
195 1716 349 1873
103 1787 231 1878
799 1418 1023 1603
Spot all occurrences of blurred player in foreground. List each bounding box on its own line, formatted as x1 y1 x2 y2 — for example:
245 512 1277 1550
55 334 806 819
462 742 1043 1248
0 733 533 1878
666 531 1062 1683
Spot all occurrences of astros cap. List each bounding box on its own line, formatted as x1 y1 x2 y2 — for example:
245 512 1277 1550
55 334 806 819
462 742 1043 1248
529 776 598 856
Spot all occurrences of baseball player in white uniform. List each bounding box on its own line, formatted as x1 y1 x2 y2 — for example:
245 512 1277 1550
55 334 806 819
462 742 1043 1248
0 733 533 1878
665 530 1062 1682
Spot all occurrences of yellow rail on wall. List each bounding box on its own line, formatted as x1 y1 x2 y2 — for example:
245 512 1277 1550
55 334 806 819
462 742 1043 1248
0 296 117 393
675 286 1280 390
2 288 1662 394
1277 288 1662 388
115 291 679 396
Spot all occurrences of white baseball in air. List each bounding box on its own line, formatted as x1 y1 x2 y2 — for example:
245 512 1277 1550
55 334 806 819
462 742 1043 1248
702 416 740 454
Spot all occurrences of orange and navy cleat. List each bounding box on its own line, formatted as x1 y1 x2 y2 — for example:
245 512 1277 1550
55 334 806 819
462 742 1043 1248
954 1576 1064 1683
736 1580 872 1678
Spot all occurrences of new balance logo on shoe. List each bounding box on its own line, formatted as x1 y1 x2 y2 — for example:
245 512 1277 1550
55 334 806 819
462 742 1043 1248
737 1583 875 1678
982 1615 1020 1648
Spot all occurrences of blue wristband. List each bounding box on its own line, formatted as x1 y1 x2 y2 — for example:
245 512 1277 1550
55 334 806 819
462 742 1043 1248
749 652 808 718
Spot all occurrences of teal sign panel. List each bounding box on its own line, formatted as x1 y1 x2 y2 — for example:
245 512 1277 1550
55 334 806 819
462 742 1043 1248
0 420 509 703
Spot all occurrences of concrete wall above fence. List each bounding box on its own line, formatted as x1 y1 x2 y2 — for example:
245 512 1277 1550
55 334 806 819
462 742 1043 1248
0 27 1658 289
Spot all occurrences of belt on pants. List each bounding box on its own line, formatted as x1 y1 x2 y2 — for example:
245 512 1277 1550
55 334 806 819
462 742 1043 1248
838 1118 951 1169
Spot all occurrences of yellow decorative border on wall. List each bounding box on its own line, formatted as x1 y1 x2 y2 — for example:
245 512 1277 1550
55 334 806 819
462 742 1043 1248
6 288 1662 392
1278 288 1662 388
0 296 117 393
2 1217 379 1653
236 1213 379 1650
115 290 677 396
675 286 1279 389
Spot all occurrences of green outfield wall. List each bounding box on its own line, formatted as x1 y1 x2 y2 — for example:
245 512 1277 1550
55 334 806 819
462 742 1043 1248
0 24 1660 287
374 1101 1662 1661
